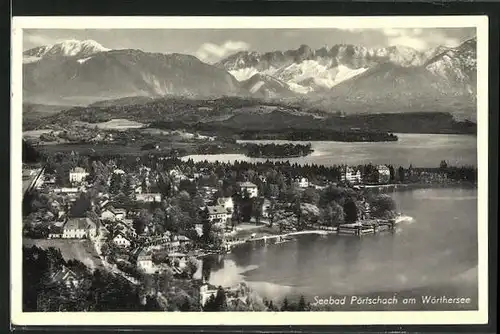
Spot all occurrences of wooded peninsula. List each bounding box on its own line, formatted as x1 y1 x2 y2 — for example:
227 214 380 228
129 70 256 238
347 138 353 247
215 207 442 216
243 143 314 158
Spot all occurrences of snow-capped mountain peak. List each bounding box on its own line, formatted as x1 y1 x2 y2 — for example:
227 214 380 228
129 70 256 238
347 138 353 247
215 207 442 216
23 39 110 63
425 37 476 90
46 39 110 57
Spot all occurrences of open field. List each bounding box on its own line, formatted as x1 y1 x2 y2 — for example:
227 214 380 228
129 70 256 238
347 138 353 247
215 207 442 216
74 118 147 130
23 129 54 139
37 141 200 155
141 128 215 141
23 238 105 271
36 137 241 156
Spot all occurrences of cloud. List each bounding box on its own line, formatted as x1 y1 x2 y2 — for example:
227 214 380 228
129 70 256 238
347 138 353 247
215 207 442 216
381 28 463 51
382 28 429 50
195 40 250 63
442 37 460 48
24 33 59 48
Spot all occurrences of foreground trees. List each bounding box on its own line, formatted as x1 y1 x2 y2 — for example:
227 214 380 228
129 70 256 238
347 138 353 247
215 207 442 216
321 202 345 227
23 246 159 312
369 194 396 219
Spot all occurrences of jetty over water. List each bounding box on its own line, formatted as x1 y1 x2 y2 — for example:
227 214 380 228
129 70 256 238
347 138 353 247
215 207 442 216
337 218 397 236
224 229 336 250
224 216 407 251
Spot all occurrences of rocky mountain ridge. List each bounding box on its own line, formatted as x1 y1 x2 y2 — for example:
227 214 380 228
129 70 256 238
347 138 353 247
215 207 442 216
22 37 477 119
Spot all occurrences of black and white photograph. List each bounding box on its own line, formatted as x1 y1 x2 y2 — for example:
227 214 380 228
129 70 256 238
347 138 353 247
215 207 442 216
11 16 488 326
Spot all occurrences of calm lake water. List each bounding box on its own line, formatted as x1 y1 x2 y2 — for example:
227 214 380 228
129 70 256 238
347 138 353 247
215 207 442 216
202 187 478 311
181 133 477 168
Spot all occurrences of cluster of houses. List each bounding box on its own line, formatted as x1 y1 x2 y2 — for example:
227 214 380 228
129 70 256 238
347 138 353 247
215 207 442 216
31 161 396 247
29 163 198 277
199 281 251 308
134 235 193 275
29 159 427 286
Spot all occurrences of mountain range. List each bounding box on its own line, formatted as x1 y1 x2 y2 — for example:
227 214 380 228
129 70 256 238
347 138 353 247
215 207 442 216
22 38 477 118
23 40 243 105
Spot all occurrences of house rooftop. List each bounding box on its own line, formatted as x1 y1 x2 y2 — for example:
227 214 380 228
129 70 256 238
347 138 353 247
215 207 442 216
217 197 233 204
71 167 87 173
49 225 64 234
239 181 257 188
111 208 127 214
113 231 130 239
118 218 134 227
206 205 227 215
50 266 78 283
137 250 152 261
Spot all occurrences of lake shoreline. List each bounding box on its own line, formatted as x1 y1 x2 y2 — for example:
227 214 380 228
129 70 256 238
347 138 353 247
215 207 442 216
362 182 478 193
180 133 477 168
204 186 478 310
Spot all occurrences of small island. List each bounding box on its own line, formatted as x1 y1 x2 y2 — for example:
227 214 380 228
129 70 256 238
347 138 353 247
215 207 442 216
243 143 314 158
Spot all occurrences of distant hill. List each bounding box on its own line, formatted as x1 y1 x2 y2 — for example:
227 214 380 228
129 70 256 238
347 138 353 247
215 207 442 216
33 96 475 135
23 41 244 105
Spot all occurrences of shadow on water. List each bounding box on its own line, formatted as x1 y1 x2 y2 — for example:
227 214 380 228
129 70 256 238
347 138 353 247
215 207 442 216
201 254 225 282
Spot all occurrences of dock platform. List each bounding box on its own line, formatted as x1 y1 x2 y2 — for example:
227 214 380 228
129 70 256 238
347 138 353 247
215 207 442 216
337 219 396 236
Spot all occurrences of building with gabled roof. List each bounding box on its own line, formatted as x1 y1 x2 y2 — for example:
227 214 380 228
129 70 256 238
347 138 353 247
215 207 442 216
216 197 234 214
340 166 362 184
376 165 391 184
112 208 127 220
62 217 97 239
100 209 116 222
238 181 258 198
50 266 80 288
69 167 89 184
205 205 229 226
112 231 132 248
293 177 309 189
136 250 155 274
48 224 64 239
136 193 162 203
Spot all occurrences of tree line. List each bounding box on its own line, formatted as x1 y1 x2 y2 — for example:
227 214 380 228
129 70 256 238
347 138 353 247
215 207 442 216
243 143 313 158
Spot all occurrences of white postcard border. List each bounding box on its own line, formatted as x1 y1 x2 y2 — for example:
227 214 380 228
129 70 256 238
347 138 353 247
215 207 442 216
11 15 489 326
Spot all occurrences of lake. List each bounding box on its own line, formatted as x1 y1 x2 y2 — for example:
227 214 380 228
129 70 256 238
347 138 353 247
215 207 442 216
181 133 477 168
201 187 478 311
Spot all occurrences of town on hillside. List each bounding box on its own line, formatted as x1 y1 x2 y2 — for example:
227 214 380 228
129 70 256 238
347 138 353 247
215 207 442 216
22 147 477 312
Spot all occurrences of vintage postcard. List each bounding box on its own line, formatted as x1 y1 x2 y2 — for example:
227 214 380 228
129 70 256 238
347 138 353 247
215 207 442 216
11 16 489 326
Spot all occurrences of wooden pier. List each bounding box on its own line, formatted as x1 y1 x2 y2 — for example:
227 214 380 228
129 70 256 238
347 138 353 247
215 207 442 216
224 229 334 251
223 219 398 252
337 219 396 236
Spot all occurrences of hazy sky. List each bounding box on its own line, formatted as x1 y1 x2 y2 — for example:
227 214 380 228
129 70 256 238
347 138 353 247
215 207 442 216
24 28 475 63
